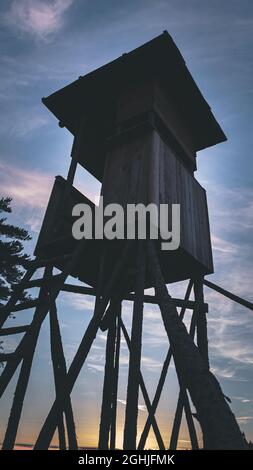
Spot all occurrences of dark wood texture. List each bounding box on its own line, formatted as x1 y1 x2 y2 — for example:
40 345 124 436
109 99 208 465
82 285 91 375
123 242 145 449
49 299 78 449
98 301 118 449
102 128 213 280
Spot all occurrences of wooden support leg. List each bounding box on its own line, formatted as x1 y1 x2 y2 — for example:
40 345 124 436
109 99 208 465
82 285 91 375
1 267 51 450
169 278 208 451
0 267 36 329
98 300 119 449
183 390 199 449
34 242 132 449
49 299 78 450
56 411 66 450
50 298 66 449
194 277 209 369
138 280 193 450
170 387 198 450
169 303 199 450
169 279 208 450
110 309 121 450
147 240 246 450
0 239 91 401
123 241 146 450
120 319 165 450
0 302 49 401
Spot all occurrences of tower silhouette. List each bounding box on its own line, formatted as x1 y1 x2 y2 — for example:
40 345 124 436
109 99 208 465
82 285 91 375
0 32 251 450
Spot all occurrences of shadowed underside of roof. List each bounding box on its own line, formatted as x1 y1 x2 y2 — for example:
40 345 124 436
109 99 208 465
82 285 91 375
42 31 226 174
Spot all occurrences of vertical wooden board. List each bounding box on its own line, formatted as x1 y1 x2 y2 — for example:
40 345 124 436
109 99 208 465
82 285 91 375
175 157 181 208
101 147 114 204
198 185 213 270
148 130 160 206
168 144 177 204
192 179 199 260
180 166 189 253
159 137 169 232
196 183 206 266
204 191 213 271
165 137 180 235
128 133 148 205
119 142 131 207
175 157 185 253
190 175 199 259
121 139 132 207
185 170 194 256
193 181 201 263
199 185 208 266
138 132 150 204
101 127 213 274
103 138 135 208
179 157 190 254
158 132 165 205
184 166 193 253
190 181 213 271
172 154 178 203
162 137 173 229
156 129 213 270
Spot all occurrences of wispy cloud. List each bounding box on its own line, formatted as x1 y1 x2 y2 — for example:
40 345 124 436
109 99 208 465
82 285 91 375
87 363 104 373
197 180 253 402
141 355 163 372
236 416 253 424
0 106 48 138
0 161 51 209
208 185 253 237
0 159 99 233
0 160 52 232
62 292 95 312
211 364 249 382
3 0 74 41
232 397 253 404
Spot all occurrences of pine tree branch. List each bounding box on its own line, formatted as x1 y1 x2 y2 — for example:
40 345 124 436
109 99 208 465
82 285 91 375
0 196 31 304
0 197 12 214
0 222 31 241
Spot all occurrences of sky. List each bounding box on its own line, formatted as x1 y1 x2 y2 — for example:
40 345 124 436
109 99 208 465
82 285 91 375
0 0 253 449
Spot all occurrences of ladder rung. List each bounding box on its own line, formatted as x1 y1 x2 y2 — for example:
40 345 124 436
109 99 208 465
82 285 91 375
0 326 29 336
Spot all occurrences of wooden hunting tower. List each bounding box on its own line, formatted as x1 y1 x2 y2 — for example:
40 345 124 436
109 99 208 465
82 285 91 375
1 33 249 452
37 31 226 286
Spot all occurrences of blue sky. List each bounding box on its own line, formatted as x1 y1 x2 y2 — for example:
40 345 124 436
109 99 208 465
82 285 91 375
0 0 253 448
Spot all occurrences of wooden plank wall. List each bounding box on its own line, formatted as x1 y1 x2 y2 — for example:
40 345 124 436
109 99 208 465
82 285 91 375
156 131 213 271
102 129 213 272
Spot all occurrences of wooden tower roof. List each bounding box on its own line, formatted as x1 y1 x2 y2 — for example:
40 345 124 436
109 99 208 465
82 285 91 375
42 31 226 179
